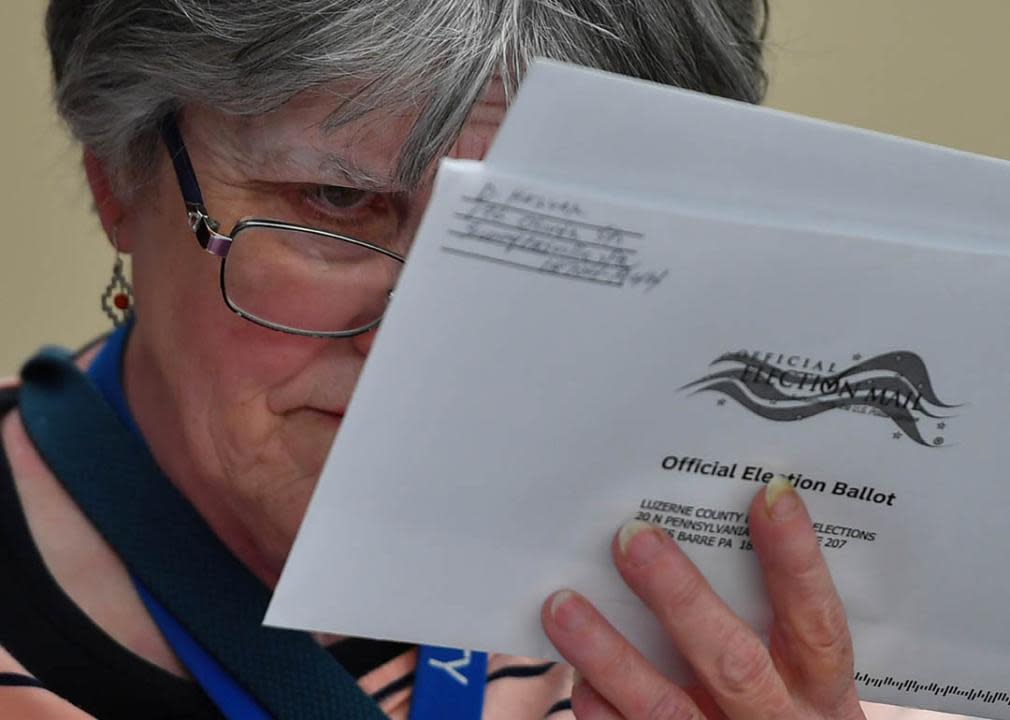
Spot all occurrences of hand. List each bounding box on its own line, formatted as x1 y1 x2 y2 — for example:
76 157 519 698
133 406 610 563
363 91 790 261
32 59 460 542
541 478 865 720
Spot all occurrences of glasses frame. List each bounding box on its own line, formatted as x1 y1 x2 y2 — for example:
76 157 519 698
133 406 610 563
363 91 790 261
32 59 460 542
160 113 406 339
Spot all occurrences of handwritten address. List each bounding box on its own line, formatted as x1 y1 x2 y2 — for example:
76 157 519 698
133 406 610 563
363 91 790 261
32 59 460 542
442 182 668 291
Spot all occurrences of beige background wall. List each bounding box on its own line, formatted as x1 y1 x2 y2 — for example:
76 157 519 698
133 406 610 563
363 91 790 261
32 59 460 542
2 0 1010 375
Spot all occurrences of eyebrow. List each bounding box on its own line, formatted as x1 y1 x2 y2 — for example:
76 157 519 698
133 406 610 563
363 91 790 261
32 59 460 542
248 143 405 192
317 152 401 191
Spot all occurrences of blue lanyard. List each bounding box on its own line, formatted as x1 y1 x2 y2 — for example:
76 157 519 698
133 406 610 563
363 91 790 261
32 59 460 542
410 647 488 720
87 325 488 720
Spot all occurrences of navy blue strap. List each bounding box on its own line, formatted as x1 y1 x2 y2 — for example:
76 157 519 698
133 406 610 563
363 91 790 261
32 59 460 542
18 347 386 720
160 113 207 209
0 673 45 689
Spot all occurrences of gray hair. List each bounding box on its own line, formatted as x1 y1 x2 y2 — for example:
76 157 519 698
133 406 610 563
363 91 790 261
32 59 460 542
46 0 767 194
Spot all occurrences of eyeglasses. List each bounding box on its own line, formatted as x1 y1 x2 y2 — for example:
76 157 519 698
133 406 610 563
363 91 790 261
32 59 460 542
160 113 405 338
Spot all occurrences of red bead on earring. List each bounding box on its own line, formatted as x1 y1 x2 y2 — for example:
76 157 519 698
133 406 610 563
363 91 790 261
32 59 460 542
101 229 134 327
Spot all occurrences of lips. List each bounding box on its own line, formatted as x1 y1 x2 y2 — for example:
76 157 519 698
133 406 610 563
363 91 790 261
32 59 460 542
306 407 345 427
312 408 344 418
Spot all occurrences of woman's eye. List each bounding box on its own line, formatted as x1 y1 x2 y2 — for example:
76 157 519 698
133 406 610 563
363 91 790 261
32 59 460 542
290 182 399 234
311 185 371 210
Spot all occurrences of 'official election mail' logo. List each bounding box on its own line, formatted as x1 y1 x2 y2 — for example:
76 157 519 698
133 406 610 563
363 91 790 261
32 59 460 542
681 350 959 447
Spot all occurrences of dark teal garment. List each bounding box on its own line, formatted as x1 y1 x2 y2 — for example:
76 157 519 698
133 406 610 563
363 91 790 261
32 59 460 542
0 353 410 719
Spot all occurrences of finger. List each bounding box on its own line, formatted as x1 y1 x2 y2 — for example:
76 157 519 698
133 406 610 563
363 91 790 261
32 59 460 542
612 521 796 720
542 590 705 720
684 686 731 720
570 674 624 720
748 477 860 712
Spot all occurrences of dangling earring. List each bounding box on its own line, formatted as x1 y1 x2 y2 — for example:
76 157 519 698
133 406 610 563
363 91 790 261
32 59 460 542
101 228 134 327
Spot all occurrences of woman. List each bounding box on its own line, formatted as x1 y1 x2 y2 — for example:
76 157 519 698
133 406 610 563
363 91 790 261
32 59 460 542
0 1 925 718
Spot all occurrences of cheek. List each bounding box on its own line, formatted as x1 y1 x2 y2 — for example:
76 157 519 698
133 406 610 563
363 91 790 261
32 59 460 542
177 308 333 507
130 217 327 458
201 333 335 538
130 194 318 386
184 311 326 445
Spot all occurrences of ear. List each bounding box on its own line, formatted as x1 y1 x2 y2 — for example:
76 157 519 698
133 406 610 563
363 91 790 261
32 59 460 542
82 150 132 251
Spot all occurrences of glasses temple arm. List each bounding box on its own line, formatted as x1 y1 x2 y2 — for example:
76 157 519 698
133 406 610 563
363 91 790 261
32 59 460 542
160 113 226 252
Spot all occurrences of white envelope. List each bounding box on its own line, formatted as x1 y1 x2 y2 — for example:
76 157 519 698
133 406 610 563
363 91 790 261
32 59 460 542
267 62 1010 719
487 61 1010 252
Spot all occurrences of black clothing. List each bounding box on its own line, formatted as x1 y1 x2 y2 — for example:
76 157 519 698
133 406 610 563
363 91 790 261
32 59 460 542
0 387 409 719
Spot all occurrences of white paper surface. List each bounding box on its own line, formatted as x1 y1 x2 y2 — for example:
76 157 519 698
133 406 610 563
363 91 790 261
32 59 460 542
487 61 1010 254
268 62 1010 719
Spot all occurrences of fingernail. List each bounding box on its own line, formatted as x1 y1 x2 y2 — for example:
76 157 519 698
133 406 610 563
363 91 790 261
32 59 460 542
618 519 664 566
765 475 800 520
550 590 589 631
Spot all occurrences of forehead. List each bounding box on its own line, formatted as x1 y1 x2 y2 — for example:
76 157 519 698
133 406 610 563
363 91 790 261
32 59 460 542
185 78 508 190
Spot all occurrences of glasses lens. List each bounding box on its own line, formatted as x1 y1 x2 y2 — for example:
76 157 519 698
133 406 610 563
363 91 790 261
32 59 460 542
223 224 402 335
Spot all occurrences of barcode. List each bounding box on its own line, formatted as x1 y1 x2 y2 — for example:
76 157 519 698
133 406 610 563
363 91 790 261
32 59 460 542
856 672 1010 705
